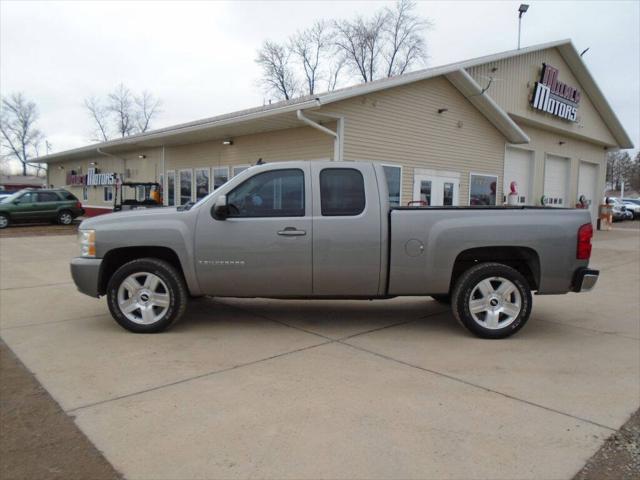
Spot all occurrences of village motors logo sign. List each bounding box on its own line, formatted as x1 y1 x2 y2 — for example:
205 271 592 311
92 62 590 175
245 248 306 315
66 167 118 186
530 63 581 122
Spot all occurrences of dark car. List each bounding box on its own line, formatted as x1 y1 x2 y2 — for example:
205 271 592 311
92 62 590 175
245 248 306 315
0 188 84 229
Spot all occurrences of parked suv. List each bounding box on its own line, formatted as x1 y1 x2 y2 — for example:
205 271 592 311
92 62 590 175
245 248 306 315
0 188 84 228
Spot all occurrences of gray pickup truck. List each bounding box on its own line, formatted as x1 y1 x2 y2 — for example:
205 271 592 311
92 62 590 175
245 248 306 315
71 161 598 338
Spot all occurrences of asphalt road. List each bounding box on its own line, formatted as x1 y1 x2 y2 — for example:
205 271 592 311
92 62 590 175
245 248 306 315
0 222 638 479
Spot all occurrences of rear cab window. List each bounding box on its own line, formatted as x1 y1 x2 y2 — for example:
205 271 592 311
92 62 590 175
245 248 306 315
320 168 365 216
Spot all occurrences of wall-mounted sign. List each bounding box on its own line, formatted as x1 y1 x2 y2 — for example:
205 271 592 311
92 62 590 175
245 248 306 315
86 167 117 186
66 173 85 185
531 63 581 122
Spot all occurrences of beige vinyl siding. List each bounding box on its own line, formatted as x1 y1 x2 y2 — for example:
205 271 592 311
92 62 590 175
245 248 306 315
510 123 606 207
467 47 618 147
324 76 506 204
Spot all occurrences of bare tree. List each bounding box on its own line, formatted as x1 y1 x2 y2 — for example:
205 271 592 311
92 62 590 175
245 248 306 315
291 21 331 95
84 84 162 141
135 91 162 133
256 40 298 100
0 93 47 176
84 95 110 141
383 0 429 77
327 57 346 91
108 83 136 138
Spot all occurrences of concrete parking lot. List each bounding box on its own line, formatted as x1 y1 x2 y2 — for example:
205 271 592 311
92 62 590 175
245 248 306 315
1 224 638 479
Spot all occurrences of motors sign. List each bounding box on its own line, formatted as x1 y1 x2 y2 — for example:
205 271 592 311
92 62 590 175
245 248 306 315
86 167 116 186
531 63 581 122
67 167 118 186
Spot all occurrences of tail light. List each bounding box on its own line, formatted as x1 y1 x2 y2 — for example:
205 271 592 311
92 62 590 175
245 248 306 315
76 201 82 208
577 223 593 260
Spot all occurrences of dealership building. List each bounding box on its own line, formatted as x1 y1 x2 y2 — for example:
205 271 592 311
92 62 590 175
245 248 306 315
40 39 633 219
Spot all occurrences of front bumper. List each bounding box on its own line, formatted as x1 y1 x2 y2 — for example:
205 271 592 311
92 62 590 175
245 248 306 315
571 267 599 293
70 257 102 297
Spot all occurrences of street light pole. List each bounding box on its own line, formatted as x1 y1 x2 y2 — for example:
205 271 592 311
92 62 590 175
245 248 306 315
518 4 529 49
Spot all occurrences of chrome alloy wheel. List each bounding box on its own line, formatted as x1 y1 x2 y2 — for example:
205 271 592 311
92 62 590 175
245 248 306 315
0 216 8 228
117 272 171 325
468 276 522 330
59 212 73 224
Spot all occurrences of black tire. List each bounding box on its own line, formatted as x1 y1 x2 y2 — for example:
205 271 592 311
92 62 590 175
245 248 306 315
451 262 532 339
57 210 74 225
430 294 451 304
106 258 188 333
0 213 9 229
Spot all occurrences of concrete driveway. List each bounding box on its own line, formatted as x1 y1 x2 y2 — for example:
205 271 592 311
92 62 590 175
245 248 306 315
1 226 638 479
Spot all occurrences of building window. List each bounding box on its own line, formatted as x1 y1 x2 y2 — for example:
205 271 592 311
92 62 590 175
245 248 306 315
382 165 402 206
470 174 498 205
213 166 229 190
420 180 432 205
227 169 304 217
195 168 210 201
82 187 88 201
136 185 146 201
179 169 193 205
233 165 249 177
167 171 175 206
443 182 454 206
320 168 365 216
103 186 113 202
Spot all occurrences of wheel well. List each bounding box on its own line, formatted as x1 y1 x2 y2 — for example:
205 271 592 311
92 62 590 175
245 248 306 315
98 246 184 295
450 247 540 292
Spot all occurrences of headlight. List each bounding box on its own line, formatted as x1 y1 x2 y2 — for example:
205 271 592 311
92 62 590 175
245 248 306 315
79 229 96 257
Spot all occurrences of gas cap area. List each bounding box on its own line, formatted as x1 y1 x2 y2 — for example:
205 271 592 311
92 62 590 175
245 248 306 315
405 239 425 257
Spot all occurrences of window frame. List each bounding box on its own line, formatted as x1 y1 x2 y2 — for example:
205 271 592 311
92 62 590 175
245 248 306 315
178 168 193 205
226 168 306 218
319 168 366 217
233 165 250 177
194 167 211 201
103 186 113 203
381 163 403 207
212 166 230 191
166 170 176 206
469 172 499 206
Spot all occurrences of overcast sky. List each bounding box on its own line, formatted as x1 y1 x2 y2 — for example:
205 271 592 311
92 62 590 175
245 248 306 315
1 0 639 157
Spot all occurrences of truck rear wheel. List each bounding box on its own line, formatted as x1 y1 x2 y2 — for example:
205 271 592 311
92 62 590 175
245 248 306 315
106 258 187 333
451 262 532 339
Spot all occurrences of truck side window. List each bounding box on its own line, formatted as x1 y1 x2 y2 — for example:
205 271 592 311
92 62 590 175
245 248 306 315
320 168 365 216
227 169 304 217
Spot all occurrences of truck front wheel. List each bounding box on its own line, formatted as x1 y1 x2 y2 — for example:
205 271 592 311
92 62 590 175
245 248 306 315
106 258 188 333
451 262 532 339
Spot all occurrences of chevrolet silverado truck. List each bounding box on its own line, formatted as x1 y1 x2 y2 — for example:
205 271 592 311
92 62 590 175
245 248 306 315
71 161 599 338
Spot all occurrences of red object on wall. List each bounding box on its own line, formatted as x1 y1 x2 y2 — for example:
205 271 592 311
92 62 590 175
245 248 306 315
82 206 112 217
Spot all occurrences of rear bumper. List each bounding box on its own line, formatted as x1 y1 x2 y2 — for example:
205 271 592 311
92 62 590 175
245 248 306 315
571 267 599 293
70 257 102 297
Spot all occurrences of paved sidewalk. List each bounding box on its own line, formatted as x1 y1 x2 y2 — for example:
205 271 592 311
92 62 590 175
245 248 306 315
0 226 638 479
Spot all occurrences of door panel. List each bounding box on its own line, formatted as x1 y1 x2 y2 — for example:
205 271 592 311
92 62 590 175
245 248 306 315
12 192 39 219
578 162 598 221
194 165 312 297
311 163 381 296
37 191 61 220
544 155 570 207
504 147 534 205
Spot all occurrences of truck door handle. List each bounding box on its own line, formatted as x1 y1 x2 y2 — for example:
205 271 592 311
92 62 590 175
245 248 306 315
277 227 306 236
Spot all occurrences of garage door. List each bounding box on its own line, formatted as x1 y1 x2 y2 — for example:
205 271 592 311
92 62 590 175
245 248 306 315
504 147 534 204
578 162 599 221
544 154 570 207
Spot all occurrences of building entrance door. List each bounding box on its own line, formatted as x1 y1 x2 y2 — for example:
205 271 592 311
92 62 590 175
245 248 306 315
413 170 460 206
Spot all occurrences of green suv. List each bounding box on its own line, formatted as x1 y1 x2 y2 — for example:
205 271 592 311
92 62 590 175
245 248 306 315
0 189 85 229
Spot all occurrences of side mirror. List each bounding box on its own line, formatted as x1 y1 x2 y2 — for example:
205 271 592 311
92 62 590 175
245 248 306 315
212 194 229 220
